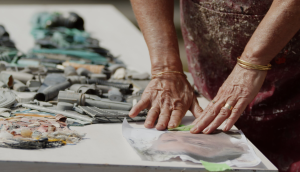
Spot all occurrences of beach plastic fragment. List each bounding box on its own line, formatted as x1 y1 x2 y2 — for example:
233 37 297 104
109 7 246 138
22 103 93 123
35 81 71 101
112 68 126 79
62 61 104 74
89 73 107 80
15 92 36 103
0 89 16 108
77 106 146 122
57 102 74 111
108 64 126 74
64 66 77 76
76 67 92 77
69 84 99 95
85 99 132 111
58 91 85 106
108 88 123 102
1 71 34 84
13 79 29 92
85 79 133 94
0 72 13 87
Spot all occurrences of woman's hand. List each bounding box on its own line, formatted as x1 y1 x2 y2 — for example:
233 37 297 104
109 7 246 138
129 74 203 130
190 65 267 134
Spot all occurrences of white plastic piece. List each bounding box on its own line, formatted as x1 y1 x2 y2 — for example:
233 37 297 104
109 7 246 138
16 92 36 103
112 68 126 80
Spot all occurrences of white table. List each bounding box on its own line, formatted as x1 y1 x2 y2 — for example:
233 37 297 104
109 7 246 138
0 5 277 172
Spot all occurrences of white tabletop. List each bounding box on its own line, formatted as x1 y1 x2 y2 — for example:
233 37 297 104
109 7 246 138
0 5 277 172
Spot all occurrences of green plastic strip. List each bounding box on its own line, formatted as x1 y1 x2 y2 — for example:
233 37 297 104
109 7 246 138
201 161 232 172
168 124 194 131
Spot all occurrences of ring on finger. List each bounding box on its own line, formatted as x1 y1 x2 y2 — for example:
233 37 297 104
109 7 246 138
212 100 216 104
224 103 233 110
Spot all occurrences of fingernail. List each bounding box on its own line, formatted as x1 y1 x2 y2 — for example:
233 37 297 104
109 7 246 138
156 123 165 130
191 127 197 132
203 127 210 133
223 125 229 131
146 121 152 125
168 123 175 128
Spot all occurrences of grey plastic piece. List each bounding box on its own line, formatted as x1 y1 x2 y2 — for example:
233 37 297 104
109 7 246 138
22 103 93 123
26 80 41 92
1 71 34 84
108 64 126 74
76 68 92 77
35 74 71 101
35 81 71 101
0 108 11 113
0 89 16 108
108 88 123 102
64 66 77 76
37 101 53 107
69 84 99 95
77 106 146 123
13 80 29 92
67 76 86 84
57 102 73 111
85 79 133 94
131 72 150 80
0 73 13 87
57 91 85 106
89 73 107 80
26 80 41 87
85 99 132 111
85 94 102 101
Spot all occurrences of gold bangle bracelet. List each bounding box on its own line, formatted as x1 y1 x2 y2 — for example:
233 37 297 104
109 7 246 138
151 71 186 79
237 56 271 71
238 63 271 71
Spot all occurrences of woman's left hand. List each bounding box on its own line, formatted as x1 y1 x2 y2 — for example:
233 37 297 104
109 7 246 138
190 64 267 134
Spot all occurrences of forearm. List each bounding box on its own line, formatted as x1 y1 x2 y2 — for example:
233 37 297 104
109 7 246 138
241 0 300 65
130 0 183 74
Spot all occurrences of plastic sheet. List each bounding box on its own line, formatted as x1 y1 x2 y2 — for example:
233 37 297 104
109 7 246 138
122 119 261 167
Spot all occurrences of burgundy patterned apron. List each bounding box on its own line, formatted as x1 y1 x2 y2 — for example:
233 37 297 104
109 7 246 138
181 0 300 171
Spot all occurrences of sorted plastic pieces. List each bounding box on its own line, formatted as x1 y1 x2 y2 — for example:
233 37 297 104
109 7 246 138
0 113 85 149
0 11 151 149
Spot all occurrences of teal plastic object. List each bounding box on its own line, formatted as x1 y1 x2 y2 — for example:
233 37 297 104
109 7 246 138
0 49 19 63
31 48 108 65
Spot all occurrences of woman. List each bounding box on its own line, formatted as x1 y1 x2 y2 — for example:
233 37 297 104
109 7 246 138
129 0 300 171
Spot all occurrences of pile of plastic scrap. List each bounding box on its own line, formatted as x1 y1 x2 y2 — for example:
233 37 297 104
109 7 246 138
0 11 150 128
0 113 85 149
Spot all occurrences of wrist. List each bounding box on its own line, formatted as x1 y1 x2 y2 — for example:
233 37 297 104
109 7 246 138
151 63 183 75
240 52 272 66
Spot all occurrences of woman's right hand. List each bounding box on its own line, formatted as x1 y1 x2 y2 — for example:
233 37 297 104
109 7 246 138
129 74 203 130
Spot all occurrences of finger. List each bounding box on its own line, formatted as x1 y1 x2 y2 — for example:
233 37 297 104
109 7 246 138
168 109 184 129
202 98 238 134
129 96 150 118
144 107 160 128
223 99 248 131
190 99 225 134
156 101 172 131
191 95 221 125
189 96 203 118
